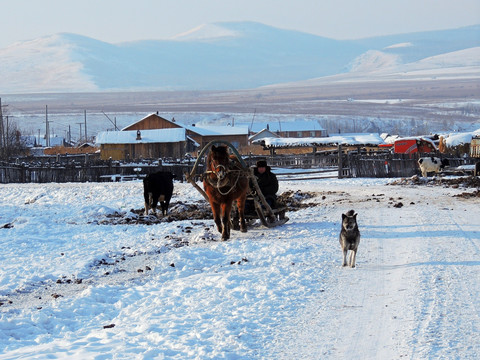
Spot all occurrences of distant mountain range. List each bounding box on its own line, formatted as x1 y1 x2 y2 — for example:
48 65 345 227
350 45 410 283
1 21 479 94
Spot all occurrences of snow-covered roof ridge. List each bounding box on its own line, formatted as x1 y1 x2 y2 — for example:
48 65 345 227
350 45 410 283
254 133 384 148
185 124 249 136
96 128 186 145
236 120 326 133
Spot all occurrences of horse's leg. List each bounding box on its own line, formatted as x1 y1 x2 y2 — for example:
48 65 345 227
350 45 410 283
210 201 222 234
231 201 240 231
237 195 247 233
221 201 232 241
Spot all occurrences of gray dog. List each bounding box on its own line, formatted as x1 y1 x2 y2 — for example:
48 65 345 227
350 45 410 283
339 210 360 268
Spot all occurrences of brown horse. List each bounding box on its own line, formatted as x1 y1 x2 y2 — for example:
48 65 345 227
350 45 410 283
203 145 248 240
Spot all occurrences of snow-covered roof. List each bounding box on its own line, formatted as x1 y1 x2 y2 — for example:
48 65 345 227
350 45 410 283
254 133 384 148
237 120 325 133
444 128 480 147
380 133 401 144
248 128 280 141
95 128 186 145
186 136 200 147
186 125 248 136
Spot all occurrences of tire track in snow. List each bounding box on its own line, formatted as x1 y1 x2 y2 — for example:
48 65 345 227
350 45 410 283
408 199 480 359
266 185 417 359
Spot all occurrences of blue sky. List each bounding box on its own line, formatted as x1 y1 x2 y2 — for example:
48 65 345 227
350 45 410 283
2 0 479 48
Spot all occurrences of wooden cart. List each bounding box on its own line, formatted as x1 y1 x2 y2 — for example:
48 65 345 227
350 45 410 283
185 140 288 228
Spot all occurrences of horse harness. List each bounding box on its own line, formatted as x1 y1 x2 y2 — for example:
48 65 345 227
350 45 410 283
204 161 248 196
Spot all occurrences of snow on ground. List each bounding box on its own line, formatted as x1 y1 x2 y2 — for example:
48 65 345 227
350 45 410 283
0 176 479 359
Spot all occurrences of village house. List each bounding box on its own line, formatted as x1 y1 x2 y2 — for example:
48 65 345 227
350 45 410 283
95 128 189 160
240 120 327 138
183 124 249 150
95 113 250 160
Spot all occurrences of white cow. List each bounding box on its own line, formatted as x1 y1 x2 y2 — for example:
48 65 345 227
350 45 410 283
418 157 449 177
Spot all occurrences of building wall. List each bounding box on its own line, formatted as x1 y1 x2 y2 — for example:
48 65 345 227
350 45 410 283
278 130 327 138
100 142 185 160
100 144 127 160
471 138 480 158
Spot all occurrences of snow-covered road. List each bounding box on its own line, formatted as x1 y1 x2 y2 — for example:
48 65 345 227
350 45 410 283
0 178 479 359
269 182 480 359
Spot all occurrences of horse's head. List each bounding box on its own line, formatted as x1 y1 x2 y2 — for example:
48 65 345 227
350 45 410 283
207 145 230 181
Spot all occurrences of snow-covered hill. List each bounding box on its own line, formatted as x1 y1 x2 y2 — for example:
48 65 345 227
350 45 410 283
0 22 479 93
347 46 480 80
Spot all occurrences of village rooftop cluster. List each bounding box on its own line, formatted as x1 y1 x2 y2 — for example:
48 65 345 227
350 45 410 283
18 113 480 161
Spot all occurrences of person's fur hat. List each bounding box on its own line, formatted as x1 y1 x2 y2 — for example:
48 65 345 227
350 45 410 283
256 160 268 168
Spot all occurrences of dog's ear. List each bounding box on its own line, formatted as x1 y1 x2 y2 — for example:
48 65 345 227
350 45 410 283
353 213 357 220
342 213 347 220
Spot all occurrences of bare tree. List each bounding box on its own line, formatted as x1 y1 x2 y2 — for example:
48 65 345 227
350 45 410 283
0 104 28 160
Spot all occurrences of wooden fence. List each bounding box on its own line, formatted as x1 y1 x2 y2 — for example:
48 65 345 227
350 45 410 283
0 159 201 184
0 152 477 183
346 153 477 178
244 152 339 168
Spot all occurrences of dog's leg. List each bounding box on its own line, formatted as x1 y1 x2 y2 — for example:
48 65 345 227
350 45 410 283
342 249 348 267
350 250 357 268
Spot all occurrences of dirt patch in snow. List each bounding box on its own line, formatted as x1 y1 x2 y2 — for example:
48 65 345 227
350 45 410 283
94 190 321 226
389 175 480 188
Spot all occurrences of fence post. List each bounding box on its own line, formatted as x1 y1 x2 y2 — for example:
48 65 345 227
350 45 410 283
338 144 343 179
21 163 26 183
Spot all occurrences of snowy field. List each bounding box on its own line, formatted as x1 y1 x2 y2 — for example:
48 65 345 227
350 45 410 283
0 176 479 359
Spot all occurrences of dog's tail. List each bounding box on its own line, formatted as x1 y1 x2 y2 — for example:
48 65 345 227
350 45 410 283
345 209 355 216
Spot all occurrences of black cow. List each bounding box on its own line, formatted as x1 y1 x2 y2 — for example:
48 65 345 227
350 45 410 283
143 171 175 216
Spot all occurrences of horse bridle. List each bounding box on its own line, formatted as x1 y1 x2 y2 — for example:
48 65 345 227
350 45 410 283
205 161 243 195
209 164 227 180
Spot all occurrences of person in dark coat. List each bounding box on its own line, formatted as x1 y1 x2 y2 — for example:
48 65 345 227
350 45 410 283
253 160 278 208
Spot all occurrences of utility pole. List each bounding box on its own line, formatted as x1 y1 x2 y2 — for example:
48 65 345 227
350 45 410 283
84 110 87 142
249 108 256 132
102 111 119 131
0 98 4 156
5 116 8 149
77 123 83 143
45 105 50 147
